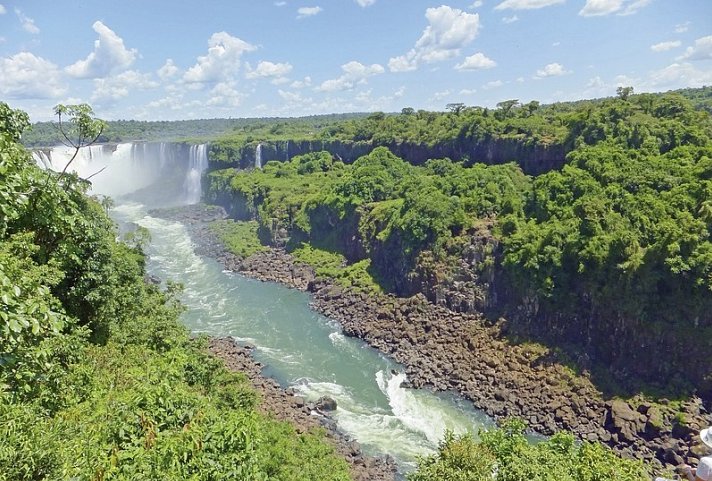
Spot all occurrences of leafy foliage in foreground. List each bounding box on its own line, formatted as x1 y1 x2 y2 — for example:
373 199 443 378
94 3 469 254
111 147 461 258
409 420 649 481
0 102 352 481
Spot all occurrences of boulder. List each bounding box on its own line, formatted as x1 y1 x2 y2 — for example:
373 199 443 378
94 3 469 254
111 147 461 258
315 396 338 412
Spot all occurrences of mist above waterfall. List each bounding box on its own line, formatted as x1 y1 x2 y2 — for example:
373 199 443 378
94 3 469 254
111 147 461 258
32 142 209 207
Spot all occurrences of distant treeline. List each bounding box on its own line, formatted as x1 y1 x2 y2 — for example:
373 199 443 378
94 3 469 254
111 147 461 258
22 87 711 150
21 112 369 147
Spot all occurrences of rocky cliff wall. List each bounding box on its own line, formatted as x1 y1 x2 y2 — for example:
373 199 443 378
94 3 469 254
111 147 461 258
209 137 567 176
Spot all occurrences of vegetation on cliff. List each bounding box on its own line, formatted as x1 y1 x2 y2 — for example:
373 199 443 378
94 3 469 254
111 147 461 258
1 102 352 480
205 89 712 396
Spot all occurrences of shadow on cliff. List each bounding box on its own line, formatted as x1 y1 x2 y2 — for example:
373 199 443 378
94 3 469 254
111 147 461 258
502 329 711 406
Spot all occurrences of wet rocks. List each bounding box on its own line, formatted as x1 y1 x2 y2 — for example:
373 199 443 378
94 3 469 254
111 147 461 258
316 396 338 412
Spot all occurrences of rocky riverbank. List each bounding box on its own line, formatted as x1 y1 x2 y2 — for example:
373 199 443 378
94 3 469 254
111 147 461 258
207 337 396 481
153 204 711 476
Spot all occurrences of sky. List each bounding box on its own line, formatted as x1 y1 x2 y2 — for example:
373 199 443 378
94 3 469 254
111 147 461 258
1 0 711 122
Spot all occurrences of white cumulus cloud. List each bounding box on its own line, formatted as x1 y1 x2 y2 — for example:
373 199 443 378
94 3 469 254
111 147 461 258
650 41 681 52
579 0 650 17
15 9 39 34
431 89 451 102
534 62 570 78
1 52 66 99
66 21 137 78
157 59 179 80
278 89 306 103
502 15 519 23
675 22 690 34
388 6 481 72
207 81 245 108
495 0 564 10
679 35 712 61
246 61 293 79
648 62 712 88
482 79 503 89
455 52 496 70
470 1 484 8
297 6 322 18
355 0 376 6
91 70 159 103
0 4 6 14
183 32 256 84
317 61 384 91
290 76 312 89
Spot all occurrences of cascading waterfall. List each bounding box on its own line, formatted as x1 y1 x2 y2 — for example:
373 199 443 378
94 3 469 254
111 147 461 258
255 143 263 169
32 142 209 206
184 144 209 204
32 150 52 170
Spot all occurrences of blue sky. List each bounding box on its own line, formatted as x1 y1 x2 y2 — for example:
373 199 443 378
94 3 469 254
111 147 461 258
1 0 711 121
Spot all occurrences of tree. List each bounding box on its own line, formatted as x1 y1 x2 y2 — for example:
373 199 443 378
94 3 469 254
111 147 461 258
496 99 520 118
616 86 634 101
52 103 107 182
446 103 465 115
524 100 540 116
401 107 415 116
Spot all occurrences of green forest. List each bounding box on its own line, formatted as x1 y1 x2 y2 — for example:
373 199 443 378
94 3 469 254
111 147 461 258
204 88 712 396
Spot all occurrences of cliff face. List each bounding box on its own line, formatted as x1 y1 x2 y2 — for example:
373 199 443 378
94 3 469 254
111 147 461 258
499 282 712 399
412 233 712 399
209 137 568 176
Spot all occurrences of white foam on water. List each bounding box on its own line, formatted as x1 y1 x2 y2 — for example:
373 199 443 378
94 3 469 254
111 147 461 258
377 370 475 446
231 336 258 345
294 377 435 464
294 379 352 399
329 331 348 347
256 345 284 357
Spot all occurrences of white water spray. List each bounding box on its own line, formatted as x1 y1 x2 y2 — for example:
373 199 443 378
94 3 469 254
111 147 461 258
32 142 209 205
255 143 263 169
184 144 209 204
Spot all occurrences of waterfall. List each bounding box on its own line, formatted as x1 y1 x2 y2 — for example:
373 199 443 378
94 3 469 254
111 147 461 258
31 142 209 206
184 144 208 204
255 143 263 169
31 150 52 170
